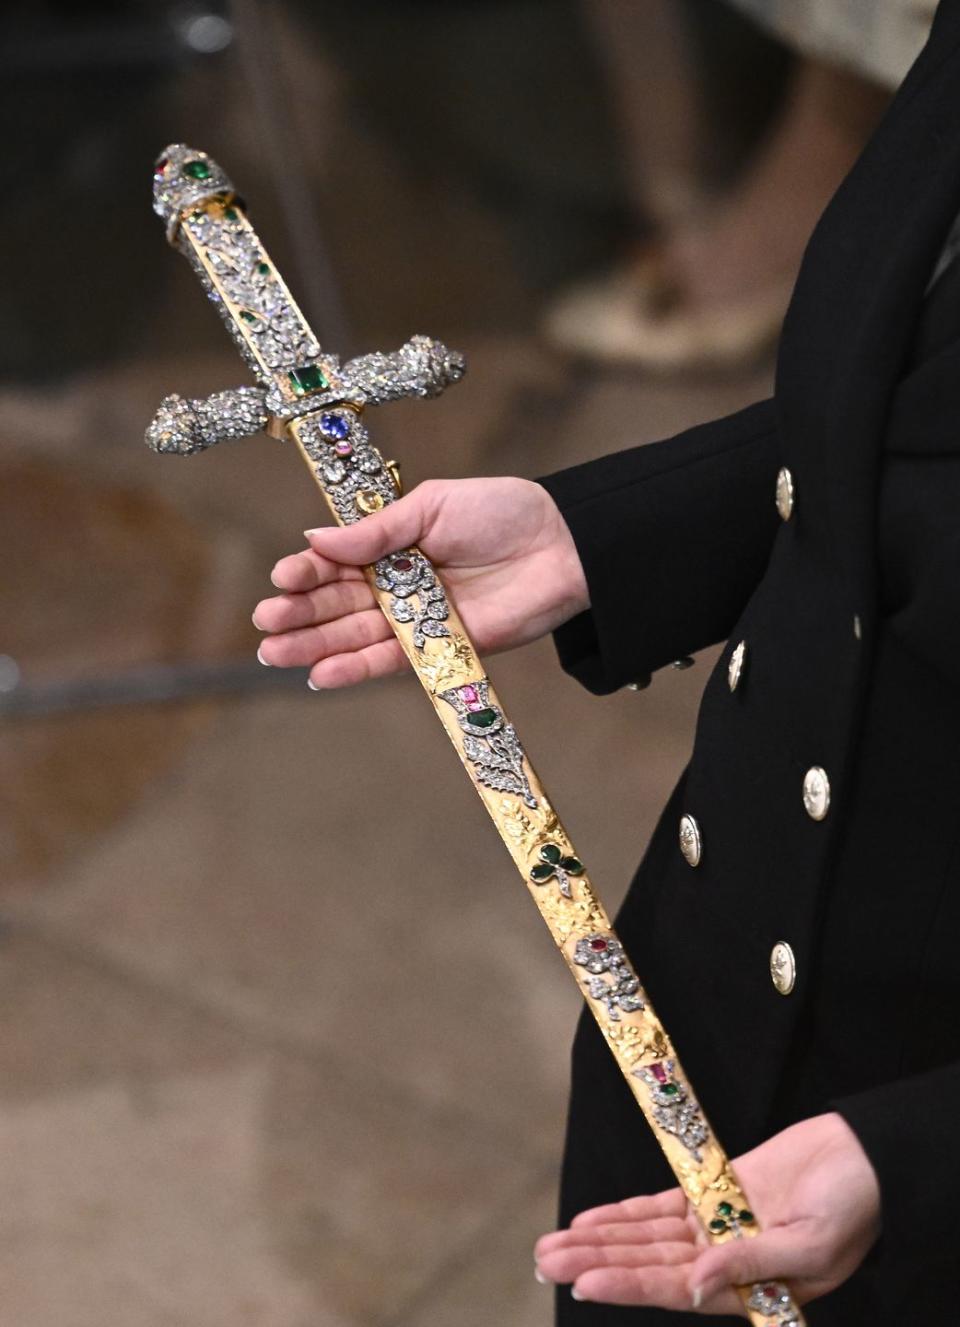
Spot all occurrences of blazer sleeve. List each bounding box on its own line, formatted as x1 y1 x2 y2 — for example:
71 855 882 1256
536 398 780 694
832 1062 960 1260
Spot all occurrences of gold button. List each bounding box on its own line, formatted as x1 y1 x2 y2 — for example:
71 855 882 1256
728 639 747 692
770 941 796 995
802 766 831 821
775 467 795 521
679 814 702 867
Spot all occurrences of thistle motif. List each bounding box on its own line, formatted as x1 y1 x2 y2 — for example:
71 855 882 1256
632 1060 709 1161
439 679 536 808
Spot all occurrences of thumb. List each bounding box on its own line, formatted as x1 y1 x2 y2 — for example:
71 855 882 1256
690 1228 807 1304
303 484 434 567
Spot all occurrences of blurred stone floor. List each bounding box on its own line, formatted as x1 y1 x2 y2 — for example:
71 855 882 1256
0 11 775 1325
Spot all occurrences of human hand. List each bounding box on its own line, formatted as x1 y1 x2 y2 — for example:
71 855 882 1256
253 477 589 688
534 1112 881 1315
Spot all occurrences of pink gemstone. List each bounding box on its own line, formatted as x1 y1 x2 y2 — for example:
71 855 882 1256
467 701 483 711
589 938 608 952
460 685 478 703
334 440 353 456
650 1063 668 1083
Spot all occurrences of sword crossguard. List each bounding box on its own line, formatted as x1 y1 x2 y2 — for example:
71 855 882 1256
145 336 466 455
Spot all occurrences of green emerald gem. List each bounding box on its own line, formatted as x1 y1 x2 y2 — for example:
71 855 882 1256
562 857 585 875
530 863 556 883
739 1210 755 1224
239 311 258 324
540 843 562 866
660 1083 679 1097
224 206 239 221
257 262 269 274
183 158 212 181
288 364 330 396
466 707 497 729
708 1219 728 1234
716 1202 733 1218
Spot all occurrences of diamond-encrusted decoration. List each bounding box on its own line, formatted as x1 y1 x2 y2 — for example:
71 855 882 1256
529 842 584 899
152 143 238 242
374 551 450 649
632 1060 709 1161
297 411 396 524
747 1282 802 1326
439 679 537 808
145 386 269 454
338 335 465 405
573 934 645 1019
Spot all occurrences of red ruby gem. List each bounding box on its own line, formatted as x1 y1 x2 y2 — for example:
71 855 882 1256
154 158 168 176
762 1285 779 1298
589 938 608 951
650 1062 668 1083
392 557 413 571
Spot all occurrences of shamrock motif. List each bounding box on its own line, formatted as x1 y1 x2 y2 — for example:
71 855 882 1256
707 1200 755 1237
529 842 584 899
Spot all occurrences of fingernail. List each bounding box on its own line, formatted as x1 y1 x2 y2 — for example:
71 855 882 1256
570 1288 585 1301
307 678 322 692
303 528 323 539
251 612 263 630
270 571 282 588
256 647 271 667
534 1268 549 1286
692 1285 703 1310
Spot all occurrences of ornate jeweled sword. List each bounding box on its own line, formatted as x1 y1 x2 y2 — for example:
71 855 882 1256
146 145 804 1327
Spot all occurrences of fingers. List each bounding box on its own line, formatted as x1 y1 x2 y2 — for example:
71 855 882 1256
690 1224 817 1304
569 1264 743 1316
570 1188 687 1228
269 547 362 594
308 637 408 688
258 609 392 668
536 1239 694 1286
536 1216 693 1262
253 579 376 634
303 483 437 567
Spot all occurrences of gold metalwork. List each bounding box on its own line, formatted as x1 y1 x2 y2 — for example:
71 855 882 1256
154 164 806 1327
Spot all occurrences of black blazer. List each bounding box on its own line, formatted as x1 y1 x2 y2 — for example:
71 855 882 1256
540 4 960 1322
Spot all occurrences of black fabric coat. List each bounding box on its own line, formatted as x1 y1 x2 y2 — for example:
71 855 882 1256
538 4 960 1321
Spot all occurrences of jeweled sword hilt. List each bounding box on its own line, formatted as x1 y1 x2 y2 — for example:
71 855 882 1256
145 144 805 1327
147 142 464 458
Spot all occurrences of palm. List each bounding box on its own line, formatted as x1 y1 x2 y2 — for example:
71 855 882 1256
532 1113 880 1315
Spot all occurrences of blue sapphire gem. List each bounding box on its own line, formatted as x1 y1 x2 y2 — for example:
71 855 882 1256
319 413 351 441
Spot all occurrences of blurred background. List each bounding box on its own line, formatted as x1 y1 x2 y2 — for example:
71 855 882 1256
0 2 930 1323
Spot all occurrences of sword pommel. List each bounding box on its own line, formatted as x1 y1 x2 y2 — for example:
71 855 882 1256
152 143 240 244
